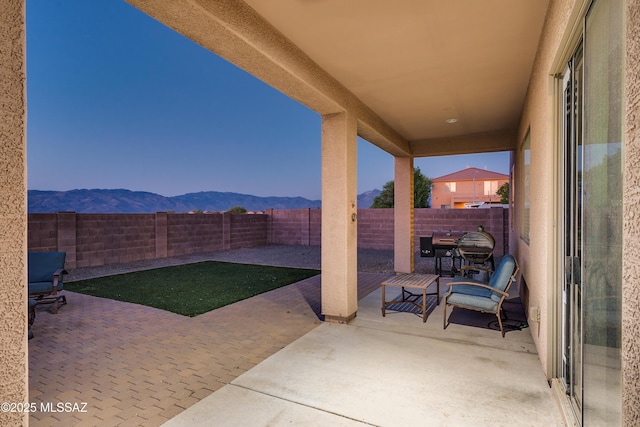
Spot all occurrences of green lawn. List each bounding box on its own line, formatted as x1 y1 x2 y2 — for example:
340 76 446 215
65 261 319 317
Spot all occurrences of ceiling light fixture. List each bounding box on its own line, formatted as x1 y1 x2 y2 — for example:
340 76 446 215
445 118 458 124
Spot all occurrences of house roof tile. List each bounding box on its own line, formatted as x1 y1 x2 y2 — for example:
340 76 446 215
432 167 509 182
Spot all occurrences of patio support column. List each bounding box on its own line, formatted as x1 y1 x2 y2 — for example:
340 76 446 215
394 156 414 273
0 0 28 425
321 111 358 323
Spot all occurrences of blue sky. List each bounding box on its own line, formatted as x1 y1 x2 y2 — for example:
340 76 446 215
26 0 509 200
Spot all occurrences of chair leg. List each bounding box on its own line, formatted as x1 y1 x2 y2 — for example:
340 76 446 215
496 313 505 338
28 299 37 340
51 295 66 314
443 301 448 330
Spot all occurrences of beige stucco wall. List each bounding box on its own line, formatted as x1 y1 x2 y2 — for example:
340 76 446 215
514 0 574 376
0 0 28 425
623 0 640 423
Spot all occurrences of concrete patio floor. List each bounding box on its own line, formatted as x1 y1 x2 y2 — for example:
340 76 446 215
28 246 564 426
162 284 564 427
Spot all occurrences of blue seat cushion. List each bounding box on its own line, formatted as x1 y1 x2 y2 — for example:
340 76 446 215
447 254 516 312
447 292 499 313
488 254 516 302
29 281 63 294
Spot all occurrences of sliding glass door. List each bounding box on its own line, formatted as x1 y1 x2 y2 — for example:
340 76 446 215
560 42 584 420
559 0 623 424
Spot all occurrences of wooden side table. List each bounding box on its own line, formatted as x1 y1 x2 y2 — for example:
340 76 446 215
381 273 440 322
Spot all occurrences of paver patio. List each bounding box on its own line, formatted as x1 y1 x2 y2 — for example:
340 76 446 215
28 259 386 426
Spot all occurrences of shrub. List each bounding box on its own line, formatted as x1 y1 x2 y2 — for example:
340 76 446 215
227 206 247 214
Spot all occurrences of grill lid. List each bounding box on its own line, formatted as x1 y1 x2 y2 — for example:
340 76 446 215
456 231 495 263
431 230 466 247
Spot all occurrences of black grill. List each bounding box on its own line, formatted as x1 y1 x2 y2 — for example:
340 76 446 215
420 230 466 276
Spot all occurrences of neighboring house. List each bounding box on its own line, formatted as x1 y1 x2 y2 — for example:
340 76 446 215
431 167 509 209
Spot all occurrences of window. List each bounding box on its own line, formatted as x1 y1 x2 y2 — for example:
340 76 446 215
521 130 531 244
484 180 498 196
445 182 456 192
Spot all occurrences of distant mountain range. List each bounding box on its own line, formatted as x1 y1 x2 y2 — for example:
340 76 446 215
28 189 382 213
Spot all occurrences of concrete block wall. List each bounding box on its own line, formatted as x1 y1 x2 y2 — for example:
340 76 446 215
167 213 224 257
27 212 269 269
357 208 394 250
27 208 508 269
230 214 268 248
268 207 509 257
167 213 268 255
309 209 322 246
267 208 318 246
28 213 58 252
75 214 156 268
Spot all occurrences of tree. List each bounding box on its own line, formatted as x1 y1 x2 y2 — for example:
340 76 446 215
227 206 247 214
413 168 432 208
371 181 394 208
496 182 510 204
371 167 432 208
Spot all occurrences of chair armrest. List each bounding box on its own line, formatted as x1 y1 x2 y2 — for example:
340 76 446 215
445 280 509 298
460 265 492 273
51 269 68 295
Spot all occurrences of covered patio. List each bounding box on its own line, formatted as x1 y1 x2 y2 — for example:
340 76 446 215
121 0 547 325
28 246 561 426
2 0 639 425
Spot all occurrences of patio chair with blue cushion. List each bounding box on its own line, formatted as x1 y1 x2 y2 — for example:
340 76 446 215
28 251 68 314
443 253 519 337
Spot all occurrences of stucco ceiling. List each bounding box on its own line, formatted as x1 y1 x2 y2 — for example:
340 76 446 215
127 0 550 156
243 0 549 147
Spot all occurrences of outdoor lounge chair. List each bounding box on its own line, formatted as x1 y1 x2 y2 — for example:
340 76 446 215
28 251 67 314
443 253 519 337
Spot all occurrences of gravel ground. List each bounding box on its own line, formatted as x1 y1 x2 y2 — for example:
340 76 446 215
65 244 440 282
